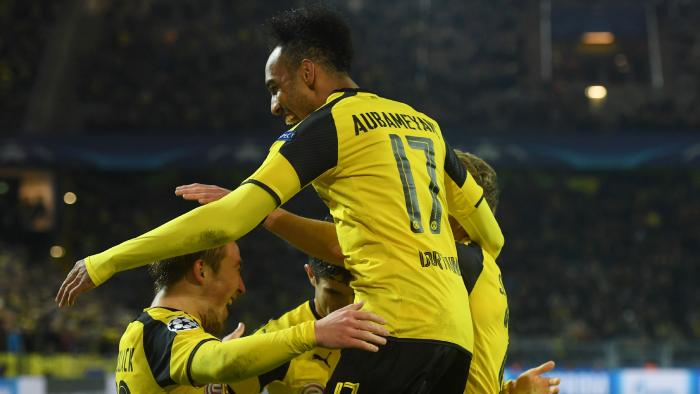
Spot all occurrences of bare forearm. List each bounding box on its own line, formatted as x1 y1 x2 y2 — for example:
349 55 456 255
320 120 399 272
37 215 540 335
264 208 344 266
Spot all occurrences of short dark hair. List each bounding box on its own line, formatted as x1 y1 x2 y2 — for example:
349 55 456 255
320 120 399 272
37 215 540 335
454 150 500 213
309 256 353 284
149 246 227 292
267 5 354 73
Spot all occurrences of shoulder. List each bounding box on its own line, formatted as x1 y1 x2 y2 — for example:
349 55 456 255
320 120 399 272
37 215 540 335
456 243 485 294
256 301 317 335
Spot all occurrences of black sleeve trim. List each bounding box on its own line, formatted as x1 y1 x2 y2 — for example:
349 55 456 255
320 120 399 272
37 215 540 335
456 243 484 294
444 142 467 188
474 194 485 208
242 179 282 206
278 91 357 187
257 361 291 388
186 338 219 386
308 299 323 320
137 313 177 388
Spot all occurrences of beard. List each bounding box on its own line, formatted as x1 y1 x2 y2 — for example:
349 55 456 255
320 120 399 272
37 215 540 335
201 307 226 336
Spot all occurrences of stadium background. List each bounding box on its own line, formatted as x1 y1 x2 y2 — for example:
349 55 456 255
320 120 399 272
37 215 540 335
1 0 699 392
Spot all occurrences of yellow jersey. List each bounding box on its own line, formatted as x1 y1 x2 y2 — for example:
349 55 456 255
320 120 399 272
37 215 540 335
116 307 317 393
115 307 218 393
230 300 339 394
457 243 509 394
86 88 504 354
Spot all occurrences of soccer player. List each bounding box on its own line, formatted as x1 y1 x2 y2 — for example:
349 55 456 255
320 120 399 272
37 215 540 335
56 6 503 392
116 240 388 393
229 257 353 394
175 151 559 394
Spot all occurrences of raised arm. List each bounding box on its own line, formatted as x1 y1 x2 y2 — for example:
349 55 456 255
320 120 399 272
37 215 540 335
443 143 504 258
175 184 344 266
263 209 344 266
192 302 388 384
56 150 304 307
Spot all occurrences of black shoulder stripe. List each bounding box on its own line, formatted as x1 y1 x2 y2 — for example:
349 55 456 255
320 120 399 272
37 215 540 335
456 243 484 294
474 194 485 208
242 179 282 206
186 338 219 386
257 361 291 388
444 142 467 188
278 91 357 187
137 312 177 388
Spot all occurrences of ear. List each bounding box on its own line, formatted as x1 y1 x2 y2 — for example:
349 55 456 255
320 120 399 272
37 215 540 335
299 59 316 87
304 264 317 287
192 259 207 285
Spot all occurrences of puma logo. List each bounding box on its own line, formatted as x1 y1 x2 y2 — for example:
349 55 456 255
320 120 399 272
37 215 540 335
312 352 332 368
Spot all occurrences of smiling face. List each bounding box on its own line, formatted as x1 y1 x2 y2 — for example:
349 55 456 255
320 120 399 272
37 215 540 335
265 46 319 126
200 242 246 335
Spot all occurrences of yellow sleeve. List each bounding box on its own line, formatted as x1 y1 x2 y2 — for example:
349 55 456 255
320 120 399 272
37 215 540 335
190 320 316 385
84 153 303 286
443 145 504 259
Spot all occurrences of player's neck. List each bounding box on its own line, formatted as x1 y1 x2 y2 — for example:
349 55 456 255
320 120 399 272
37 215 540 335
319 74 359 101
151 289 206 322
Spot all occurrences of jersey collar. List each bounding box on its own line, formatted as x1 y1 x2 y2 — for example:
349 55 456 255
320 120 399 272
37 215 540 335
326 87 377 103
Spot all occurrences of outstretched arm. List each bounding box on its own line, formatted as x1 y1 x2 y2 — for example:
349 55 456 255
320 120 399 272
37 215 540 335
56 151 304 307
192 302 388 385
175 183 344 266
501 361 560 394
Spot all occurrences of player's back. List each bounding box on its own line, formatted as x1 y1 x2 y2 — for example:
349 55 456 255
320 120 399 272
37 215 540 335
116 307 215 393
458 242 509 393
311 90 473 352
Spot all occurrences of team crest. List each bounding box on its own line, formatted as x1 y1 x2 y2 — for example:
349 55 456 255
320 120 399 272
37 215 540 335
167 316 199 332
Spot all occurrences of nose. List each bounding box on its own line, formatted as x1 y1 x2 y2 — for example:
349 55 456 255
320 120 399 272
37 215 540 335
270 94 282 117
238 278 247 296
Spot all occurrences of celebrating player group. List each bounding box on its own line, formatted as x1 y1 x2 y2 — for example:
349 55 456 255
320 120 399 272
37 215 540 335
56 5 560 394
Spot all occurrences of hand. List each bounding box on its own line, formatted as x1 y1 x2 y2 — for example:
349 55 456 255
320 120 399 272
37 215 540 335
175 183 231 205
55 259 96 308
506 360 560 394
222 322 245 342
314 301 389 352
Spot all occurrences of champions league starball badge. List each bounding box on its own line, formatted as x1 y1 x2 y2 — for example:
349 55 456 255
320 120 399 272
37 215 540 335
167 316 200 332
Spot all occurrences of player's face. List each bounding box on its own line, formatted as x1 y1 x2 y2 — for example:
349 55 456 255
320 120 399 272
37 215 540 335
202 242 246 335
265 46 318 126
313 277 354 318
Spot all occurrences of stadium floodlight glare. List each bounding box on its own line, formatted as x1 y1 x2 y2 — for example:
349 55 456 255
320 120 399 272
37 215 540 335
581 32 615 45
63 192 77 205
585 85 608 100
50 245 66 258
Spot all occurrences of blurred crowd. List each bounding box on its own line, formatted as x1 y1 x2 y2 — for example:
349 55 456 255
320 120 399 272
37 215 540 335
499 170 700 341
2 0 700 134
0 0 61 130
2 169 698 359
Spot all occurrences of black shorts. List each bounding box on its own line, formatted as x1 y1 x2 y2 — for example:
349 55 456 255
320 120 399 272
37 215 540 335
325 337 471 394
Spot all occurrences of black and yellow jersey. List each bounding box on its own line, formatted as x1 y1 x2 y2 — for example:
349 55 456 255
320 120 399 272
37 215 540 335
116 307 317 393
85 88 504 353
115 307 219 393
230 300 339 394
457 243 509 394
